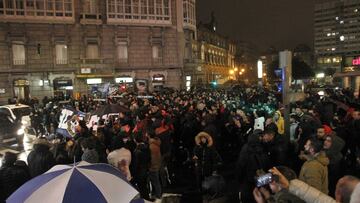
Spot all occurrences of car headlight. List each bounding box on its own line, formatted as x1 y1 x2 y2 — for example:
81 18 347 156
17 126 25 135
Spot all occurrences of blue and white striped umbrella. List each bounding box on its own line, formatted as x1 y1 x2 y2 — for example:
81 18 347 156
7 161 145 203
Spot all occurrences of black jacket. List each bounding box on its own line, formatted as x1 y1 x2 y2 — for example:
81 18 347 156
0 162 30 203
27 144 56 178
263 134 289 167
132 143 151 177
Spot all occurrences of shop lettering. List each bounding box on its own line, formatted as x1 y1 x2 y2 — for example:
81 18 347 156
353 57 360 65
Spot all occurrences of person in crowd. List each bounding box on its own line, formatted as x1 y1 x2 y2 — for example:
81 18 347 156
148 127 162 201
299 137 329 194
261 126 288 166
0 152 30 203
193 131 222 181
273 110 284 136
27 138 55 178
107 140 132 181
81 137 99 163
132 133 151 200
324 134 345 197
237 130 271 203
270 167 360 203
252 166 305 203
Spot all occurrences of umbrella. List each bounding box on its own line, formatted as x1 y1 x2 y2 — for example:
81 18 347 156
92 104 130 116
7 161 146 203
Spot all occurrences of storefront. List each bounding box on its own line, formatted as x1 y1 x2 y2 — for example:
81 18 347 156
150 71 167 91
13 79 30 100
53 78 73 100
336 55 360 97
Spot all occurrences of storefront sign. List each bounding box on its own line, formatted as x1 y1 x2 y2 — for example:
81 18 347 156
344 66 355 72
81 68 92 74
54 80 73 87
0 88 5 94
353 57 360 66
115 77 133 83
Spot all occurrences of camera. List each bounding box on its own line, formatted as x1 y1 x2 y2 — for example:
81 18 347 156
255 173 278 187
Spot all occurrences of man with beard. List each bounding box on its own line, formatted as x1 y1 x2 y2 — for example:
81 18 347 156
299 137 329 194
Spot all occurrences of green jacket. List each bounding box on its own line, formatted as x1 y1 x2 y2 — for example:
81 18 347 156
299 152 329 194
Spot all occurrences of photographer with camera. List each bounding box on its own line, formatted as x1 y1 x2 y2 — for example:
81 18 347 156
253 166 305 203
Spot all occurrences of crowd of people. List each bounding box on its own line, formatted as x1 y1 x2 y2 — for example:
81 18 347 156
0 85 360 203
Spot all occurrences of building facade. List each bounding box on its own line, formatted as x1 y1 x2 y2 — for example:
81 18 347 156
234 41 259 82
314 0 360 92
0 0 196 104
183 22 236 88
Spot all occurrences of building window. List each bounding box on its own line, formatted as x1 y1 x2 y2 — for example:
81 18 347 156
152 45 162 63
201 45 205 61
83 0 98 13
12 41 25 65
183 0 196 27
117 42 128 63
0 0 73 19
107 0 171 24
86 43 99 59
55 44 68 64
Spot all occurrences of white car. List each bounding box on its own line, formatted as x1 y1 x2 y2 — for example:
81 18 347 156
0 104 35 146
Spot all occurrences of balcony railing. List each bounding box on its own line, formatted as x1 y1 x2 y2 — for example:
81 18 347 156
56 59 68 65
81 58 103 64
13 59 25 65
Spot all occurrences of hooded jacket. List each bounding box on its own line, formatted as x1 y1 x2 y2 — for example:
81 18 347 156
299 152 329 194
193 132 222 177
274 110 285 135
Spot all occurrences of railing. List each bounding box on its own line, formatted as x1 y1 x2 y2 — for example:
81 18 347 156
81 58 103 64
13 59 25 65
56 59 68 65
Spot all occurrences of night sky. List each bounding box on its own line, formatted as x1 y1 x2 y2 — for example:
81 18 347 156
197 0 330 52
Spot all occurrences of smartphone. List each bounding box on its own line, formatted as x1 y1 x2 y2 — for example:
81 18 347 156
256 173 274 187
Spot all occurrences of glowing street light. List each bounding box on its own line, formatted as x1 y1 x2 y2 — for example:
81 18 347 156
316 73 325 78
257 60 263 79
241 68 245 72
229 70 234 75
234 67 238 71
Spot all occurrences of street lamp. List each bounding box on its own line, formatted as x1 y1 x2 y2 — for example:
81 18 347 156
229 70 234 75
234 67 238 72
241 68 245 72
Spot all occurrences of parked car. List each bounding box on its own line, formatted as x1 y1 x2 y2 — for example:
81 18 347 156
0 104 34 146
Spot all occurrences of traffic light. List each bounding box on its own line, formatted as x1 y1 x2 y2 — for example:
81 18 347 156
211 81 217 88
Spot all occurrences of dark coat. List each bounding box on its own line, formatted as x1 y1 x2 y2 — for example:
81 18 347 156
193 132 222 178
27 144 56 178
132 143 151 177
263 134 289 166
0 162 30 203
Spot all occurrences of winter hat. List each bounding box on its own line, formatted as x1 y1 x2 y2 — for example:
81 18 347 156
322 125 332 135
81 149 99 163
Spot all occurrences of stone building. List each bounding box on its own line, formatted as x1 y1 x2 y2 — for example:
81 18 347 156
0 0 196 103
